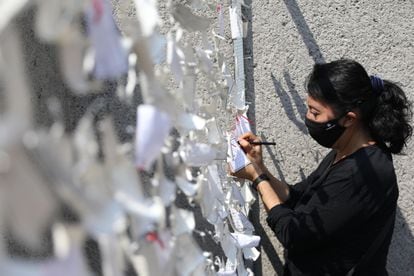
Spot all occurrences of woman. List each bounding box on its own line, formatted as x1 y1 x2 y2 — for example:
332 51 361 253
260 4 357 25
234 59 412 275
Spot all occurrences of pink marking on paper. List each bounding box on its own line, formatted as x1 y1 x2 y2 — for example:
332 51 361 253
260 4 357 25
146 231 165 249
239 114 254 125
92 0 104 23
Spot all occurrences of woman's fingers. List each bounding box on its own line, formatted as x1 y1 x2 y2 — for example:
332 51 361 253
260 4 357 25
239 132 261 143
238 138 252 152
239 131 256 141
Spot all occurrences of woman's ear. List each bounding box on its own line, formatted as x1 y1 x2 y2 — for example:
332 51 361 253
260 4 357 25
343 111 358 127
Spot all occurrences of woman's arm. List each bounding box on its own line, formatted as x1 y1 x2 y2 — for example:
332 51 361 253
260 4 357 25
266 170 367 254
232 132 291 211
255 165 290 212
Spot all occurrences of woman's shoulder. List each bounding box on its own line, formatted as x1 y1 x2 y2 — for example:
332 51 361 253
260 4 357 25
320 146 397 211
314 145 395 188
346 144 394 173
332 144 392 170
331 144 397 191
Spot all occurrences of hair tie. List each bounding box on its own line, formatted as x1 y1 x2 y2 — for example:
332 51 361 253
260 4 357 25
370 75 384 96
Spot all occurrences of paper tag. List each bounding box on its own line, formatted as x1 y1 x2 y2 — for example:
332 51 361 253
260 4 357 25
229 207 254 233
242 247 260 261
135 105 172 171
0 0 29 33
220 227 238 266
85 0 128 80
235 113 251 137
229 4 242 39
217 4 225 37
180 142 217 167
134 0 161 36
227 135 250 173
167 35 184 84
172 207 196 236
230 233 260 248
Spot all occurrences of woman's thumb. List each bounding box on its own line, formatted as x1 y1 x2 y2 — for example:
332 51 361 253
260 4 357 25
238 139 252 152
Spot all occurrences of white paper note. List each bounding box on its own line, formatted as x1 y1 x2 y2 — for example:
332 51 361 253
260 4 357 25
0 0 28 33
176 113 206 132
99 234 125 276
206 164 225 199
134 0 161 36
217 3 225 37
242 247 260 261
235 112 251 138
85 0 128 80
179 142 217 167
227 134 250 173
172 207 195 236
231 183 246 206
229 4 242 39
196 47 213 74
149 32 167 64
241 182 256 208
0 26 32 147
167 35 184 84
176 176 199 197
197 174 222 224
206 118 222 145
174 234 206 276
230 233 260 249
84 200 127 236
35 0 82 42
59 28 94 94
1 144 58 251
229 207 254 233
153 171 176 207
220 227 238 268
135 105 172 171
115 192 165 237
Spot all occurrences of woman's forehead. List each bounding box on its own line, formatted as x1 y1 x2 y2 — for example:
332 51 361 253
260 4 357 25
307 95 326 108
306 95 336 113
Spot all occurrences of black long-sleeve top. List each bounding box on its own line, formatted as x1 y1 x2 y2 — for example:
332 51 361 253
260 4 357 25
266 145 398 275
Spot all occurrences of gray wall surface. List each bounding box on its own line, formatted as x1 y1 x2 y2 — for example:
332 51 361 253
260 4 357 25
243 0 414 275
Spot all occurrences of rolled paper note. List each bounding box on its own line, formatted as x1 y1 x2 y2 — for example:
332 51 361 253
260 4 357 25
135 105 171 171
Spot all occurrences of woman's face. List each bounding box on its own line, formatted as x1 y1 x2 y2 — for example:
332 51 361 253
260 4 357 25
305 95 360 149
306 95 338 123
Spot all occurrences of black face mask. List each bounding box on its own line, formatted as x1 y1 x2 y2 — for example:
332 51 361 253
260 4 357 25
304 115 346 148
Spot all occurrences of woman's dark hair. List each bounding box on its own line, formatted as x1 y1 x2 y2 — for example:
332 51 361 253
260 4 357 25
306 59 412 154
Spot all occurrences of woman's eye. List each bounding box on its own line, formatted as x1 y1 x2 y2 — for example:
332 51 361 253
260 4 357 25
307 109 319 119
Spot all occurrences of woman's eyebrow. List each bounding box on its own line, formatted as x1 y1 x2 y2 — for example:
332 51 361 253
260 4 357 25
308 104 321 112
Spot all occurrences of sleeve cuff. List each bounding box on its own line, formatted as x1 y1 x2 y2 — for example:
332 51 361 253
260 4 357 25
284 185 302 209
266 203 293 230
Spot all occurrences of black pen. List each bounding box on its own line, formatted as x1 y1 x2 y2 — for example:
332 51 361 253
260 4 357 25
249 141 276 145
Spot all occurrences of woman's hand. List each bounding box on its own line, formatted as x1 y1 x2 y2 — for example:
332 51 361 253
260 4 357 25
238 132 264 166
230 132 265 181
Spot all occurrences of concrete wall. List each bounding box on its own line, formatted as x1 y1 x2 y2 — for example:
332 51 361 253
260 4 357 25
243 0 414 275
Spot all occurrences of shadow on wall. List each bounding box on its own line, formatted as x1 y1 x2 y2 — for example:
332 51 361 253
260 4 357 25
242 0 286 274
389 207 414 276
270 72 326 165
271 72 307 135
283 0 325 63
